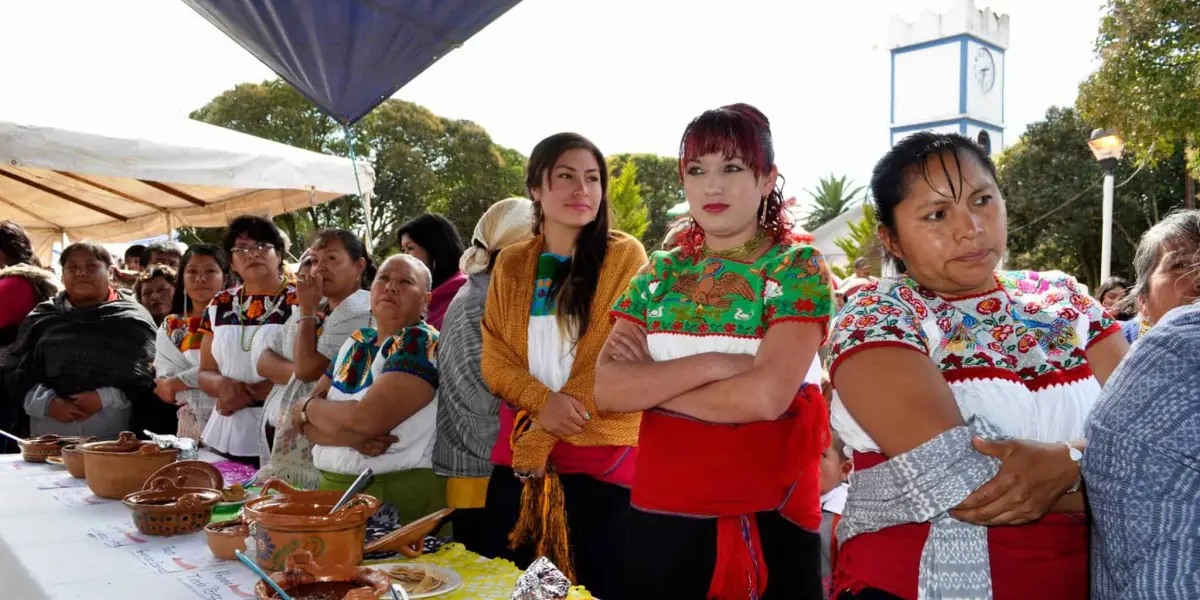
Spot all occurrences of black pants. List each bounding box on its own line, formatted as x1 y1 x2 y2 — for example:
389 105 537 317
447 507 489 555
625 508 824 600
483 466 630 600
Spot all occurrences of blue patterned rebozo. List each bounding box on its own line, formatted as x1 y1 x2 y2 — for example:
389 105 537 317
1085 303 1200 600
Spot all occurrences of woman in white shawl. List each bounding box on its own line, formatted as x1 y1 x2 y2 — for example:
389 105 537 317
153 244 228 441
255 230 374 488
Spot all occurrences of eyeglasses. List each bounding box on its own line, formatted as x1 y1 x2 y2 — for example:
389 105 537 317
231 243 274 256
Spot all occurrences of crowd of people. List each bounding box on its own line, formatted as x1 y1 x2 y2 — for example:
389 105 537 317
0 103 1197 600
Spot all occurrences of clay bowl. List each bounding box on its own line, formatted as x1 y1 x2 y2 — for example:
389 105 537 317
18 434 95 463
254 550 390 600
123 478 222 536
61 445 87 478
78 432 180 499
242 478 381 572
364 507 454 558
204 518 249 560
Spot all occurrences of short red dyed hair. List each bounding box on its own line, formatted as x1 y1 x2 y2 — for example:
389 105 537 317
676 103 793 257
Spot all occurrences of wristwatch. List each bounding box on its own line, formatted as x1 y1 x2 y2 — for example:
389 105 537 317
1063 442 1083 494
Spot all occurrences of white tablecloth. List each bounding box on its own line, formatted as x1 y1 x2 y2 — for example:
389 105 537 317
0 452 244 600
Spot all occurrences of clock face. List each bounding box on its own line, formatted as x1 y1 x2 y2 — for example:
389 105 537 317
974 47 996 93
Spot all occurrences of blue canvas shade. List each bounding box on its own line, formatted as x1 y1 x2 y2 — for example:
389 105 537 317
182 0 523 124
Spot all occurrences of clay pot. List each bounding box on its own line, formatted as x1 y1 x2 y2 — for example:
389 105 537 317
123 478 222 536
61 445 86 479
253 550 390 600
242 478 380 572
78 432 180 499
363 507 454 558
204 518 249 560
18 435 95 463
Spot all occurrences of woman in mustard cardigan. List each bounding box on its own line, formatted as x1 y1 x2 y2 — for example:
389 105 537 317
480 132 646 598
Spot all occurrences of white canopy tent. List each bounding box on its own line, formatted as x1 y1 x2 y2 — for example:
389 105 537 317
0 107 375 263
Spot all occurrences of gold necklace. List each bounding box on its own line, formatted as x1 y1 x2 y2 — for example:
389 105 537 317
703 229 769 261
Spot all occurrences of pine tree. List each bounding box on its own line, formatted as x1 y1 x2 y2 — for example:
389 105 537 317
609 162 649 239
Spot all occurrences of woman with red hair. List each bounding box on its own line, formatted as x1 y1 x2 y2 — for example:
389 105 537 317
597 104 834 599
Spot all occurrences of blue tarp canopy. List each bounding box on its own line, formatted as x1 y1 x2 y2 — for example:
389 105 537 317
182 0 523 124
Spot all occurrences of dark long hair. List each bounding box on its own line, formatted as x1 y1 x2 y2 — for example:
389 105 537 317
870 132 998 273
676 104 792 257
0 220 40 268
396 214 464 289
310 229 377 290
171 244 229 315
527 132 612 341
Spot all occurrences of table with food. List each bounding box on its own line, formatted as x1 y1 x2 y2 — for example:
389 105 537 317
0 432 595 600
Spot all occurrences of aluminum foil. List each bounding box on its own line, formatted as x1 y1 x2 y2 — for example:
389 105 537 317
510 557 571 600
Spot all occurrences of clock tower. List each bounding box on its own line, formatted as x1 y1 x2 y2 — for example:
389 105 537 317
888 0 1009 156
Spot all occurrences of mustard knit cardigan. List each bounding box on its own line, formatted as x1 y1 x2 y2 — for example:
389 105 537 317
481 231 647 472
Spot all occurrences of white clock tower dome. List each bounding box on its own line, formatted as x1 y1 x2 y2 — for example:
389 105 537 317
889 0 1009 156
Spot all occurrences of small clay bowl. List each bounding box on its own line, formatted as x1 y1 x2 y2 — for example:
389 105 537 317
254 550 390 600
62 445 86 479
18 434 94 463
204 518 249 560
123 478 221 537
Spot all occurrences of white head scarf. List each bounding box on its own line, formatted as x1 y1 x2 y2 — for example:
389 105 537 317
459 198 535 275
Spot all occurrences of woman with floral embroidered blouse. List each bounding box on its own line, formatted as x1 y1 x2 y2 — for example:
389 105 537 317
597 104 833 600
293 254 445 524
153 244 228 441
825 133 1129 600
197 216 297 466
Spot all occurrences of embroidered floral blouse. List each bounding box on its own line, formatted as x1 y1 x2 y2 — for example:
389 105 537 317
312 322 440 475
828 270 1122 453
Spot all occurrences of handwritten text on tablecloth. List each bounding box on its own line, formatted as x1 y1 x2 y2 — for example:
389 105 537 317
131 536 227 574
25 472 88 489
51 487 115 507
178 567 260 600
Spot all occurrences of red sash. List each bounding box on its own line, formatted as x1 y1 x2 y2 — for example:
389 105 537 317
632 384 828 600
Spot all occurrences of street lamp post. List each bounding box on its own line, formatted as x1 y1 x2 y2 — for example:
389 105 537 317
1088 128 1125 283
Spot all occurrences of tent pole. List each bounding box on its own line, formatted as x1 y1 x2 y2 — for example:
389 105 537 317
343 124 373 254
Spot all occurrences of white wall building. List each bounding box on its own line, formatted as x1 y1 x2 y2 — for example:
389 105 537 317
889 0 1010 156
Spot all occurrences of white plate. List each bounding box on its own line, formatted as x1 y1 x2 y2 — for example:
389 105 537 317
383 564 463 599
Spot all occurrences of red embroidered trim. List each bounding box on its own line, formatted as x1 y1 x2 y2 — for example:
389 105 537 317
1088 322 1122 346
829 341 927 379
609 310 645 328
939 365 1097 392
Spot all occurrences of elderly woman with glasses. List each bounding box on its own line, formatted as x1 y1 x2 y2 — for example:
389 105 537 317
196 216 297 466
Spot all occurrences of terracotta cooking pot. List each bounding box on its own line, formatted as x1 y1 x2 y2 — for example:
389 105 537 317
61 445 87 478
204 518 250 560
253 550 390 600
78 432 180 499
242 478 380 572
123 477 222 536
18 434 95 463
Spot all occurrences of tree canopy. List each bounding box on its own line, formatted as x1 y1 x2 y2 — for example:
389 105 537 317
1076 0 1200 179
187 79 525 257
608 154 684 248
608 162 649 239
998 106 1188 289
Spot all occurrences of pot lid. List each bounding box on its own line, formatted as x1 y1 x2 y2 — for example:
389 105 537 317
144 460 223 491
